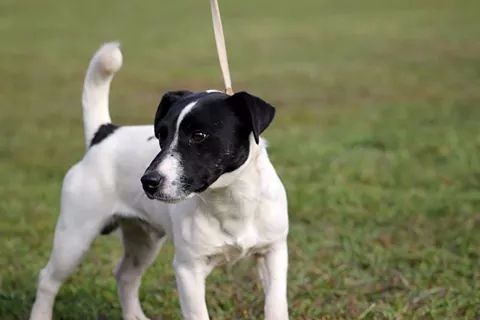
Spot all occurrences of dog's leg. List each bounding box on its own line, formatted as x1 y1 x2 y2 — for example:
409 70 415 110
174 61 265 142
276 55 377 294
30 207 106 320
174 259 210 320
30 227 98 320
114 220 165 320
262 240 289 320
30 168 113 320
256 255 270 295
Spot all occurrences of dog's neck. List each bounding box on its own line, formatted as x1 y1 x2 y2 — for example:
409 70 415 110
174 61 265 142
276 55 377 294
196 135 267 233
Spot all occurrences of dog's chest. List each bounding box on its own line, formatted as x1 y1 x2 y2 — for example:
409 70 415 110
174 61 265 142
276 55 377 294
177 201 273 266
172 157 287 265
204 222 269 266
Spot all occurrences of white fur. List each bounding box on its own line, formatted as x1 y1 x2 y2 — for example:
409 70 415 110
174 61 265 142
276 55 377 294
30 43 289 320
156 101 198 199
82 42 122 150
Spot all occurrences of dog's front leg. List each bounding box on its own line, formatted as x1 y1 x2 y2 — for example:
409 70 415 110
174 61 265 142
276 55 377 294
263 240 289 320
174 259 210 320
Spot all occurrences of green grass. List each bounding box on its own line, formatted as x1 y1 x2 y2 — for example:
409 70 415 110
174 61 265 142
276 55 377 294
1 0 479 318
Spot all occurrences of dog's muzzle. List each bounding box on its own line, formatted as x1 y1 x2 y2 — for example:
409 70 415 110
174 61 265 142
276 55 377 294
140 171 185 203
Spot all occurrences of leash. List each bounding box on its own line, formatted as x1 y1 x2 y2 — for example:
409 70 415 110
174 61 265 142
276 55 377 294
209 0 233 95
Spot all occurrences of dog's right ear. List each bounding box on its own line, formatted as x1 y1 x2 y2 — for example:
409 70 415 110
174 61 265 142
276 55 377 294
154 90 192 137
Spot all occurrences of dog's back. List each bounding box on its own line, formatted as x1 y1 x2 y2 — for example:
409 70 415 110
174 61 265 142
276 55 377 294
57 42 167 225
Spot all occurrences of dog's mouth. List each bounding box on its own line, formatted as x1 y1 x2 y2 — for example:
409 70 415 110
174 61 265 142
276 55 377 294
145 191 186 204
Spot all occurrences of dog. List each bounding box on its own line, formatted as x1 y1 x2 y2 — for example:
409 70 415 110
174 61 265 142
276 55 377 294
29 42 289 320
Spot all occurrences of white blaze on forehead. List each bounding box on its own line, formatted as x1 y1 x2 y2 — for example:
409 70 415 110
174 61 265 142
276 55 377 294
173 100 198 146
156 100 198 198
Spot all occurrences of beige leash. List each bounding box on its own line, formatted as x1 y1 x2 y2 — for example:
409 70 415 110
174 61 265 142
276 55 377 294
209 0 233 95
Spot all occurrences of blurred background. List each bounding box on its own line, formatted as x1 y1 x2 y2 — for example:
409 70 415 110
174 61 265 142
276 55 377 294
1 0 479 318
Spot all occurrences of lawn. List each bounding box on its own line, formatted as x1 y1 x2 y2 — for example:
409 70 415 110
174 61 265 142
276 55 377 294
1 0 479 319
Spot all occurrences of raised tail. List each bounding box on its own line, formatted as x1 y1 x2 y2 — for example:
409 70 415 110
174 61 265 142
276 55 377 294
82 42 123 150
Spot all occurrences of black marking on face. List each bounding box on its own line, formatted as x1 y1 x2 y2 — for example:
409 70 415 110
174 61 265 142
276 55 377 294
147 136 156 141
154 90 193 138
176 96 252 193
142 90 275 201
90 123 119 147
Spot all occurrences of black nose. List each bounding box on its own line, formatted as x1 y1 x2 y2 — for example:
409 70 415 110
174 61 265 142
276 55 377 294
141 171 163 194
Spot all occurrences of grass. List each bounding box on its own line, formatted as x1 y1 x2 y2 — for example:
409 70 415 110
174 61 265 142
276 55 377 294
1 0 479 318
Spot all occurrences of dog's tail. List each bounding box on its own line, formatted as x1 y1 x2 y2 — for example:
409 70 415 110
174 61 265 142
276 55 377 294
82 42 123 149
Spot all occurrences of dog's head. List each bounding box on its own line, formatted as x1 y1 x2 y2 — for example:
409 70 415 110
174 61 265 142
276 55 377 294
141 90 275 202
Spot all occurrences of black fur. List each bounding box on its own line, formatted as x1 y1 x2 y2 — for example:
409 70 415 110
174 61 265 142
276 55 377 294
154 90 193 138
90 123 119 147
226 92 276 144
100 218 119 235
143 91 275 200
177 94 252 193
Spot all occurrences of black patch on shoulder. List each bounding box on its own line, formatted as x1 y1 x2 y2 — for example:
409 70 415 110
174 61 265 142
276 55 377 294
90 123 119 147
100 218 119 235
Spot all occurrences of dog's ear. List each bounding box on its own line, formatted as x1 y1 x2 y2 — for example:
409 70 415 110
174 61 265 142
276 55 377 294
227 91 276 144
154 90 192 137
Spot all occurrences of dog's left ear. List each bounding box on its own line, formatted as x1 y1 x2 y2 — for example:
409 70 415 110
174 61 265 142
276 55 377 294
227 91 276 144
154 90 192 137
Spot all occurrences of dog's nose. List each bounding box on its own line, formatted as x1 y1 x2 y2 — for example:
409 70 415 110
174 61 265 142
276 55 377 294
141 171 163 194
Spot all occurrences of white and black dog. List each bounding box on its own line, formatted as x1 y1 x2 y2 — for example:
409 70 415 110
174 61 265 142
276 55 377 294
30 42 289 320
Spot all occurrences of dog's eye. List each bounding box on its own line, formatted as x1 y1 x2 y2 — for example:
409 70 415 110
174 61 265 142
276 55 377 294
190 131 208 143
